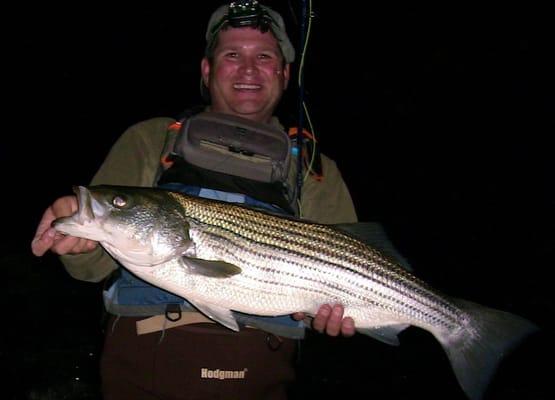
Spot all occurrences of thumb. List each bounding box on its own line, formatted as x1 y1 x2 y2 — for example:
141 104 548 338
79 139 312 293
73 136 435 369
31 206 57 256
31 227 57 256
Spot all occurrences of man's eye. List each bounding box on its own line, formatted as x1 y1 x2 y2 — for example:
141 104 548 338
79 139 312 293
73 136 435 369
225 52 238 58
258 54 272 60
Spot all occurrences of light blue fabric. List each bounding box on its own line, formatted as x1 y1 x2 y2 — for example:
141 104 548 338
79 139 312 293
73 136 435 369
199 188 246 203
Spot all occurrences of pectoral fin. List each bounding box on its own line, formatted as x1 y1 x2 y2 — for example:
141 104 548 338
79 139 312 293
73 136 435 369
180 256 242 278
188 300 240 331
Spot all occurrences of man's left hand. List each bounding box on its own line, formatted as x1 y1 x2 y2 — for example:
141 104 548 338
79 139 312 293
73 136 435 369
293 304 355 337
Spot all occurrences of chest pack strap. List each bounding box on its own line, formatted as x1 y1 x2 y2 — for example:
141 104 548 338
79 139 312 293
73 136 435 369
159 157 296 215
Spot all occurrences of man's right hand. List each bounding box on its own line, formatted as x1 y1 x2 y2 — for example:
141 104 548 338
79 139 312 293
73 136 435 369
31 195 98 256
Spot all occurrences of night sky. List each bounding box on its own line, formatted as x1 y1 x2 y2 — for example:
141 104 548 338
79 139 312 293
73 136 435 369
3 1 554 398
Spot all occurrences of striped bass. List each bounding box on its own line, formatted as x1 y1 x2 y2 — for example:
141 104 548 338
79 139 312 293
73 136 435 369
53 185 537 400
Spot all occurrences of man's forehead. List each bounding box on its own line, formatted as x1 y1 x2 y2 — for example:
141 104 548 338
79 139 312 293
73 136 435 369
215 27 281 51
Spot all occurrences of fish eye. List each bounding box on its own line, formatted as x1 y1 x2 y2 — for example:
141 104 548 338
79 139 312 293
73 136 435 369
112 195 127 208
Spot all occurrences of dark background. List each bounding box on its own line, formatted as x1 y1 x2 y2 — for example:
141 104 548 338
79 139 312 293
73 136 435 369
3 1 553 399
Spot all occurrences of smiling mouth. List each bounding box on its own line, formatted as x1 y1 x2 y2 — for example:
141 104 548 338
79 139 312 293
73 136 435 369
233 83 261 90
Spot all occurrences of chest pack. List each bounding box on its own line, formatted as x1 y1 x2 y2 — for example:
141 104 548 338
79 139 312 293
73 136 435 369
165 111 291 182
159 111 298 214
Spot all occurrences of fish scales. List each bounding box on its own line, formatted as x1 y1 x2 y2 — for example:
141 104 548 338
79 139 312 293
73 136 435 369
174 194 446 294
169 192 462 329
175 198 460 322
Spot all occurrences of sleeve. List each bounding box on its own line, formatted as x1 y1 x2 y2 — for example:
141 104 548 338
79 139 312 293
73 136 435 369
60 117 174 282
299 154 358 224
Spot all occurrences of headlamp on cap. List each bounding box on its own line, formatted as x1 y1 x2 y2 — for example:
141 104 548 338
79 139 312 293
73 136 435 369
228 1 273 31
205 1 295 65
210 0 275 37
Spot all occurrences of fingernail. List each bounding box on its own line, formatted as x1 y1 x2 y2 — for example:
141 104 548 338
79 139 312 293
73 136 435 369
332 305 343 317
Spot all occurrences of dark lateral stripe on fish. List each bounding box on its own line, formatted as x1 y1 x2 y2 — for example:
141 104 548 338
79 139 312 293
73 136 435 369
176 194 373 253
195 218 461 323
207 238 414 315
191 211 410 284
188 215 462 324
197 204 372 256
176 195 462 325
210 240 458 329
195 228 462 329
182 200 445 303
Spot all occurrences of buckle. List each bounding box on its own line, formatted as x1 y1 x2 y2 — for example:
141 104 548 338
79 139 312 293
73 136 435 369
165 304 182 322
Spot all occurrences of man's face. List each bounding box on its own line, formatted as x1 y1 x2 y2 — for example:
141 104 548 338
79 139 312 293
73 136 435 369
201 27 290 123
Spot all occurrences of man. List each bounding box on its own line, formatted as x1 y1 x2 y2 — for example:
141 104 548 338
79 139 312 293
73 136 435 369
32 2 358 399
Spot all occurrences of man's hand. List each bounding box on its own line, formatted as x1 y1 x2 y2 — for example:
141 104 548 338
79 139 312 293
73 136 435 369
293 304 355 337
31 195 98 257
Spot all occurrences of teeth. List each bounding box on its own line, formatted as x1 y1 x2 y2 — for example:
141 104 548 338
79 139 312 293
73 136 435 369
234 83 260 90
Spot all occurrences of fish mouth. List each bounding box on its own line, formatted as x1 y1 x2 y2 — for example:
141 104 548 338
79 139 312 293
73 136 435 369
72 185 95 224
53 186 106 229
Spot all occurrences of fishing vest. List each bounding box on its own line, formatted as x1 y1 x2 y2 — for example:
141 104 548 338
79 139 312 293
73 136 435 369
103 111 306 339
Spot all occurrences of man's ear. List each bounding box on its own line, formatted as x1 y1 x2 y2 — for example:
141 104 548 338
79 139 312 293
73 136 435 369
201 57 210 87
283 64 291 90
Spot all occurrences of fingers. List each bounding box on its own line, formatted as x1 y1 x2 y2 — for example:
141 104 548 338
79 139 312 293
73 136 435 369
324 304 343 336
312 304 333 334
51 235 96 255
340 317 356 337
292 312 305 321
32 228 98 257
31 195 97 257
310 304 355 337
31 206 58 256
31 226 57 256
52 195 78 216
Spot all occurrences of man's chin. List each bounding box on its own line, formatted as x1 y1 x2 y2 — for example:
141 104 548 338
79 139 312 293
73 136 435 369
229 104 270 121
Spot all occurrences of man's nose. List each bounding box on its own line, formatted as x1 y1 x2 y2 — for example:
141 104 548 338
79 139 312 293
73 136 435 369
239 58 258 75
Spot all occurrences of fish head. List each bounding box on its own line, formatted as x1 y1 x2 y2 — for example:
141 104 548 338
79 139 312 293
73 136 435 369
53 185 192 267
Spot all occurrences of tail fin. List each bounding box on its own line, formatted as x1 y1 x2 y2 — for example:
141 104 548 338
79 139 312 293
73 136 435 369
436 298 538 400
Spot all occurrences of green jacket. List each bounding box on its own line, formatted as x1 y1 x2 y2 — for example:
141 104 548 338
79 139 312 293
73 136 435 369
61 116 358 282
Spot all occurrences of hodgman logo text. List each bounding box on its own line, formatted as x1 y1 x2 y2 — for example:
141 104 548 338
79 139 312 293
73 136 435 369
201 368 248 380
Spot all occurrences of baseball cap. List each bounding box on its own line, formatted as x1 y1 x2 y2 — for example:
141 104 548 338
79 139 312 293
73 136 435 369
205 2 296 64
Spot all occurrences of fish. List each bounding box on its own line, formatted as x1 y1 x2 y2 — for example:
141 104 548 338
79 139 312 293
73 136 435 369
53 185 537 400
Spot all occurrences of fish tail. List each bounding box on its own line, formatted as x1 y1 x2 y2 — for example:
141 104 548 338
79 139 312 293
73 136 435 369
437 298 538 400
